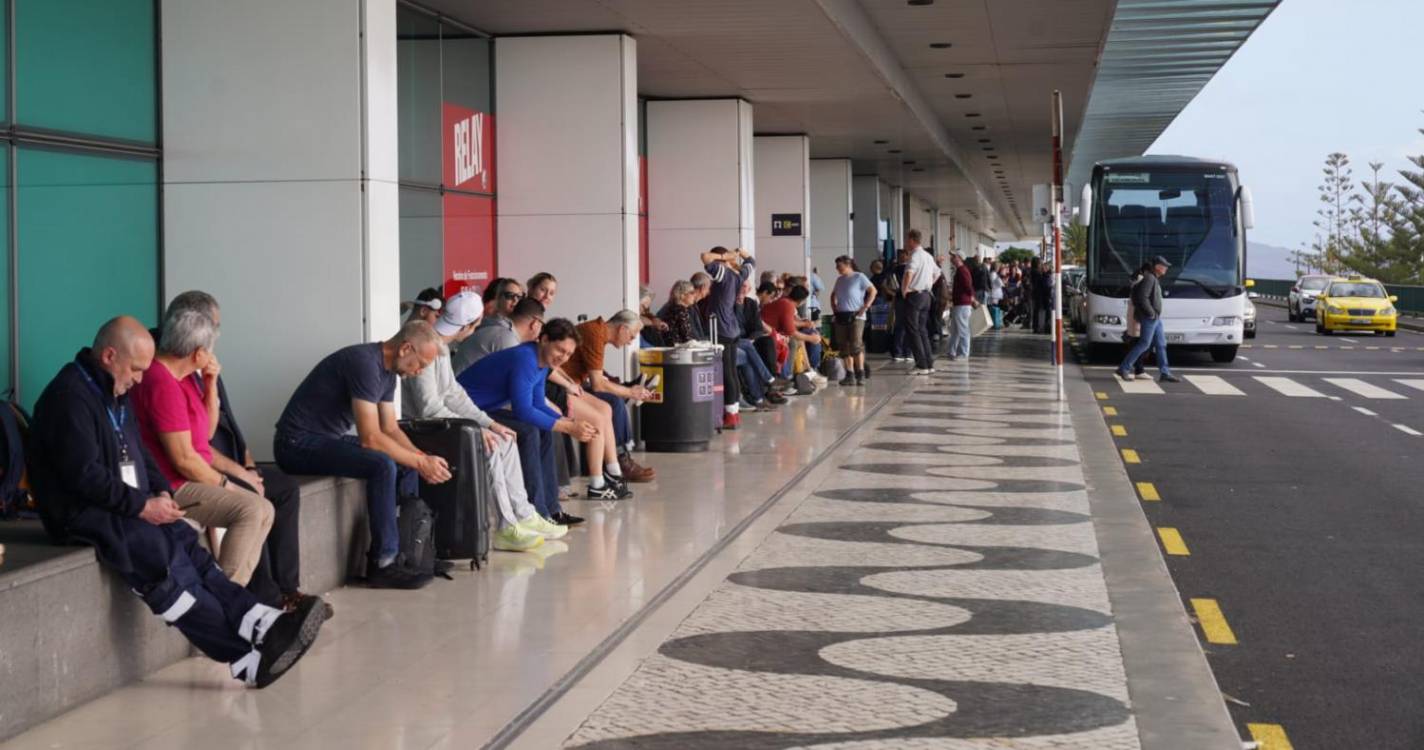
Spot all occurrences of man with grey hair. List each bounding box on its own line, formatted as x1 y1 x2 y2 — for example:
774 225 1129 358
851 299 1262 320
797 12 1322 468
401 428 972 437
559 310 656 482
159 291 313 612
29 316 328 688
273 320 453 589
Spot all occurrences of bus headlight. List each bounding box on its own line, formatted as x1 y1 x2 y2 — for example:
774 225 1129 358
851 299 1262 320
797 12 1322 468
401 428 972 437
1212 316 1240 326
1093 315 1122 326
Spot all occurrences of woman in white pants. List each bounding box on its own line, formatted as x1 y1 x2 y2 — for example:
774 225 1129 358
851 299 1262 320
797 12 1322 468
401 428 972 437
401 291 568 551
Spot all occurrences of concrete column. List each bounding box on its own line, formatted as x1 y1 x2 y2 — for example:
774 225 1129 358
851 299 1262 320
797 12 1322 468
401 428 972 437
851 175 881 268
885 182 905 251
161 0 399 460
810 159 852 281
646 99 754 305
753 135 811 280
494 35 640 324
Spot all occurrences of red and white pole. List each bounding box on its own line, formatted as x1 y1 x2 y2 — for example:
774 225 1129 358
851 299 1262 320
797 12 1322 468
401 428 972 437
1050 90 1065 398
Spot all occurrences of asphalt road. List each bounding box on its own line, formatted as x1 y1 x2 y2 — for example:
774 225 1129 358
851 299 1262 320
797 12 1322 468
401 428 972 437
1075 307 1424 749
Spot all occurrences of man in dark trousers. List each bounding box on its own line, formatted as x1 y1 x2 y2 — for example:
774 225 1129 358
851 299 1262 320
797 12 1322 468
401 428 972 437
700 246 755 430
1116 256 1181 383
29 316 328 688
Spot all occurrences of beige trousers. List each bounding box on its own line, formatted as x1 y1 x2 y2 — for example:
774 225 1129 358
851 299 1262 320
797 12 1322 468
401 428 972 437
175 481 274 585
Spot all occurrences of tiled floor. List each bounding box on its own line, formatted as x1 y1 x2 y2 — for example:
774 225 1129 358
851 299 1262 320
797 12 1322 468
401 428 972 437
1 359 903 750
555 334 1141 749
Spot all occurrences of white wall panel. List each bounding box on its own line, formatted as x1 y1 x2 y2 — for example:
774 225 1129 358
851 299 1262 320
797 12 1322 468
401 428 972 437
851 175 880 269
165 181 365 460
754 135 810 280
161 0 363 183
810 159 851 275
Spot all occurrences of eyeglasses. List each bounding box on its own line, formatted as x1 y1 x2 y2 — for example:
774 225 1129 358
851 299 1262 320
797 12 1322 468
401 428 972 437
501 292 525 301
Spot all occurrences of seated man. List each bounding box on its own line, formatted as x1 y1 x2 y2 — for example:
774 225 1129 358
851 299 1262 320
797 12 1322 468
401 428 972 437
734 280 785 407
557 310 656 482
160 291 311 611
458 319 602 514
402 291 566 551
273 321 453 589
761 285 825 379
453 277 525 375
131 309 274 587
29 317 327 688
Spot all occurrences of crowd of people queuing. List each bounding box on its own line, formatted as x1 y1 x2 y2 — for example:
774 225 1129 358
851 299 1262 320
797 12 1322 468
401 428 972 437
20 234 1055 690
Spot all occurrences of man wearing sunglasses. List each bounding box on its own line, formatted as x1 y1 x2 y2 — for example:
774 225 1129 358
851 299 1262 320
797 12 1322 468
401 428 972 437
453 279 527 375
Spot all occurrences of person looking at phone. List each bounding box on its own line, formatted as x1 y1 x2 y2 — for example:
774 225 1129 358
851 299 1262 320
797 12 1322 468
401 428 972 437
273 320 453 589
29 316 329 688
130 309 273 586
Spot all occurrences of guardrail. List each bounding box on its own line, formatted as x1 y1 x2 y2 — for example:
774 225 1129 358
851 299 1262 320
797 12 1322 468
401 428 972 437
1252 278 1424 315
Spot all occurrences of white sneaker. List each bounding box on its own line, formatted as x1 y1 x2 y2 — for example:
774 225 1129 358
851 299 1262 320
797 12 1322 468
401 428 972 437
520 515 569 540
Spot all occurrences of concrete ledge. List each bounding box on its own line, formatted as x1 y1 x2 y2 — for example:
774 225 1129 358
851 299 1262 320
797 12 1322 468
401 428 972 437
1066 369 1242 748
0 473 370 741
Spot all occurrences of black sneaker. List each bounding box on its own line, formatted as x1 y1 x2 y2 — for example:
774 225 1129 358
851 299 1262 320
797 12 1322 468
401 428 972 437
855 372 865 385
603 474 634 499
1159 373 1182 383
765 391 788 405
551 511 585 526
862 368 871 380
839 374 855 386
366 562 433 590
253 595 329 688
586 483 630 500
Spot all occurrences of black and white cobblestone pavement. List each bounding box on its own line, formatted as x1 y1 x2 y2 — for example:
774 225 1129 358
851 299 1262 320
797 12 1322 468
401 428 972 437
563 333 1145 749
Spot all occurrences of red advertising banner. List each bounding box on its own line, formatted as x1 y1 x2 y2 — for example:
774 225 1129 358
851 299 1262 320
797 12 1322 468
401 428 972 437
441 103 496 296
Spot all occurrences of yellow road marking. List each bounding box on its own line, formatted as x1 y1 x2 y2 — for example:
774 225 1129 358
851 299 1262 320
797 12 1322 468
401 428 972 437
1121 449 1141 464
1247 723 1294 750
1102 406 1118 416
1136 482 1160 501
1190 598 1238 645
1111 424 1127 436
1095 391 1108 400
1157 527 1190 555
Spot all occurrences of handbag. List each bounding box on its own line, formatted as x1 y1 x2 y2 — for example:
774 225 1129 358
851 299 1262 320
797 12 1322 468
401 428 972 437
970 305 992 336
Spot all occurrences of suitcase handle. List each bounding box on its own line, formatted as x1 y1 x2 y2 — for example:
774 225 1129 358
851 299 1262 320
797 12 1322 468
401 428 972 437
400 418 482 435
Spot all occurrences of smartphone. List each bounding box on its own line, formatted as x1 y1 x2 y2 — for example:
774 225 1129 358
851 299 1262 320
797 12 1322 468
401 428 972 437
645 374 662 390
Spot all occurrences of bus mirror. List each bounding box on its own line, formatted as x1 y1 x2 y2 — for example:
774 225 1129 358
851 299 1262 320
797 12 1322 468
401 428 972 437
1245 279 1256 288
1079 184 1092 226
1238 186 1256 230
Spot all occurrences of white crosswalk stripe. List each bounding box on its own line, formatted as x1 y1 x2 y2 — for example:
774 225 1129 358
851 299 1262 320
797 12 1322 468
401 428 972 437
1185 375 1245 396
1254 376 1327 398
1323 378 1406 399
1116 377 1164 394
1393 379 1424 393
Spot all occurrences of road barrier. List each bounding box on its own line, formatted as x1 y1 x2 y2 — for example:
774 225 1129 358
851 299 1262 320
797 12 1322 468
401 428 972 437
1253 278 1424 315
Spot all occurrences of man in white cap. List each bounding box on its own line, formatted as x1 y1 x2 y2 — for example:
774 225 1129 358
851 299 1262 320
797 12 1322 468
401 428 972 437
401 291 567 551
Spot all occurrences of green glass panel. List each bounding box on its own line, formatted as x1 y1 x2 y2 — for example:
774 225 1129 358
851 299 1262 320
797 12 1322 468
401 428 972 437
397 5 441 185
17 148 157 409
16 0 156 143
399 187 443 302
0 149 9 396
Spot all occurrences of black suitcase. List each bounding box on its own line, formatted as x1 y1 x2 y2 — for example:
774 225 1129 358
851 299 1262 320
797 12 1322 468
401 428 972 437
400 418 493 570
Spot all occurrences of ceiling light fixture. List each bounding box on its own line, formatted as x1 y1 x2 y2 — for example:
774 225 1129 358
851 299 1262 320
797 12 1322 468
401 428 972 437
944 73 965 79
873 139 888 145
978 138 991 143
888 149 902 154
965 113 981 118
907 0 934 6
955 94 972 100
930 42 952 49
971 125 986 131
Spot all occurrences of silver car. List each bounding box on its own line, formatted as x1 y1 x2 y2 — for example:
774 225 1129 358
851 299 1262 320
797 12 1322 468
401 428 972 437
1288 275 1332 323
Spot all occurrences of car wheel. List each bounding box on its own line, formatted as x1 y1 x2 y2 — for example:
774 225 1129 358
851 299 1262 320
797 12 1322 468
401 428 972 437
1386 330 1397 337
1316 322 1326 334
1211 345 1238 363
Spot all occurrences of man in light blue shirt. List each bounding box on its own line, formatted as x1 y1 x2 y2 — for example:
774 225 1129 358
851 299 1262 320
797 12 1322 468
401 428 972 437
830 256 877 385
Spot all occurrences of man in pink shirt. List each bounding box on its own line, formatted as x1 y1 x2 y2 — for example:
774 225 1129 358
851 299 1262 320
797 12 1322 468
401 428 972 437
131 309 273 586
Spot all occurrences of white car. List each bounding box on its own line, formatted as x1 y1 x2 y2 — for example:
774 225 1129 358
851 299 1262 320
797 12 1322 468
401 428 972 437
1288 275 1332 323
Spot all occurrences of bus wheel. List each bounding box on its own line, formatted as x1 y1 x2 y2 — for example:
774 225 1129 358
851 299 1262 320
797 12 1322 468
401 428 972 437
1211 345 1238 363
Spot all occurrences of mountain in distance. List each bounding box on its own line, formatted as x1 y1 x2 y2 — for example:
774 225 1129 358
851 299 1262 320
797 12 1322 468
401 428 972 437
1246 241 1301 281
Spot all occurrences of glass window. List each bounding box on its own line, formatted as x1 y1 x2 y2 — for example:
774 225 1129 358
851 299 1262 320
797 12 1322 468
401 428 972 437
16 148 157 408
16 0 155 143
399 188 443 302
397 6 442 186
0 150 8 395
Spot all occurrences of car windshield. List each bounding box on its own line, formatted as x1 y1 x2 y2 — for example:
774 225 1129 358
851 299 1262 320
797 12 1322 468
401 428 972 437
1090 168 1241 297
1300 277 1329 291
1327 282 1386 298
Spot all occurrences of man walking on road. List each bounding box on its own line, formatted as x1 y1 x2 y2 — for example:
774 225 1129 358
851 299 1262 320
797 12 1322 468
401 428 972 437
1116 255 1180 383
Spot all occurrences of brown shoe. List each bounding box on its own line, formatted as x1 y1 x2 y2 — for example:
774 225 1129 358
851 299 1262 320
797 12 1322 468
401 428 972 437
618 454 656 482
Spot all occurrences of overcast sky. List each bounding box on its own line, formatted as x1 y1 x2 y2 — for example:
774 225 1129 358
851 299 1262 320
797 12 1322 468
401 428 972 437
1147 0 1424 252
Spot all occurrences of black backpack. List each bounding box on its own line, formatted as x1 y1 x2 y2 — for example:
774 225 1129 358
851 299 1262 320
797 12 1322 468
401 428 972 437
0 398 33 519
396 495 448 581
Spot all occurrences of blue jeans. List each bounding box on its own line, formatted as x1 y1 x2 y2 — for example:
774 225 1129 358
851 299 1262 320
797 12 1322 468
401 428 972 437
490 410 562 519
1120 317 1171 376
950 304 973 358
592 391 631 450
275 432 417 567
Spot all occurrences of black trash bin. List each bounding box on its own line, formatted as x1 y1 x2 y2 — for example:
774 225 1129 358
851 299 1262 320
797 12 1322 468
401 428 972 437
637 345 719 452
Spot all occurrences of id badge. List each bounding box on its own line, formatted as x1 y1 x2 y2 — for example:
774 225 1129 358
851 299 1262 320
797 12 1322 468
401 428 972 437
119 460 139 489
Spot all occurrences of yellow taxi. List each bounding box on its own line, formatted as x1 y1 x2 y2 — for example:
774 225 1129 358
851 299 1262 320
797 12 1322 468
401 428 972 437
1315 276 1398 336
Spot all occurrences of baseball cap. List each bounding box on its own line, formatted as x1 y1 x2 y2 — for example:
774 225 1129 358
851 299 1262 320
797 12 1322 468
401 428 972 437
1152 255 1172 268
434 290 482 336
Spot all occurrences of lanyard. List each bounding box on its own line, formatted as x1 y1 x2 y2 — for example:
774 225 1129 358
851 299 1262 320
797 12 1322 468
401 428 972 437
75 363 130 458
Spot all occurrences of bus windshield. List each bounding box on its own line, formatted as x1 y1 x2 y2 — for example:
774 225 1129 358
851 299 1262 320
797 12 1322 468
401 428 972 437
1090 169 1241 297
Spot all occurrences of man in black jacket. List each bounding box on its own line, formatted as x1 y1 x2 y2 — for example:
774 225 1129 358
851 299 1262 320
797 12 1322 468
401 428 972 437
1116 256 1181 383
160 291 311 612
29 316 328 688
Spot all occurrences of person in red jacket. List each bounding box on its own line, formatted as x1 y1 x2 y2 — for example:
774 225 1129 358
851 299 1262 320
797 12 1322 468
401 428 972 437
948 253 980 360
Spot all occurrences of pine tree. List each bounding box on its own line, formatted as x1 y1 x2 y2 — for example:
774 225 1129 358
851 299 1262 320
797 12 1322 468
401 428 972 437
1342 161 1407 281
1312 153 1354 274
1386 120 1424 283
